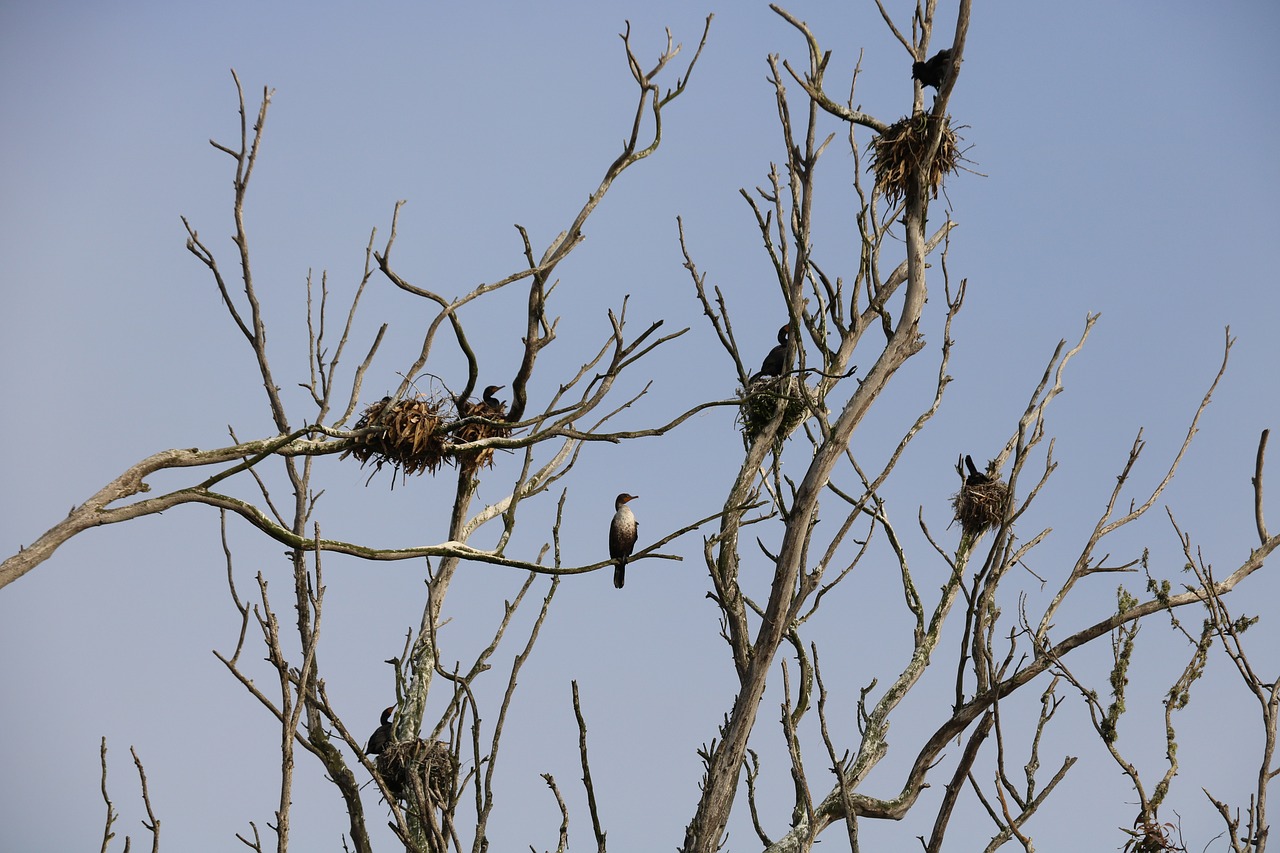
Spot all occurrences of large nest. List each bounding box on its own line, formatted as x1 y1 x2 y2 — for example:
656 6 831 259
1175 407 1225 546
952 476 1010 536
738 376 809 447
375 739 458 807
870 113 961 203
345 396 450 477
344 393 512 480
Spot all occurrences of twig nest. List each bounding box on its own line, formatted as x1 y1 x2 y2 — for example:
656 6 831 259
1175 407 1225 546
1122 814 1182 853
452 397 512 474
870 113 961 203
738 376 809 445
344 396 450 477
344 392 513 480
375 739 458 806
952 476 1010 536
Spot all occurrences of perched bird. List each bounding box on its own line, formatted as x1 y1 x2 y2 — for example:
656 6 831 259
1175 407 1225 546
366 706 394 755
912 48 952 90
752 324 791 381
965 454 991 486
609 493 639 589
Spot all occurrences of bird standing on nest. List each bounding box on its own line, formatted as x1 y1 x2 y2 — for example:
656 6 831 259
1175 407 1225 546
366 706 394 755
609 493 639 589
964 454 991 486
752 324 791 381
912 48 953 90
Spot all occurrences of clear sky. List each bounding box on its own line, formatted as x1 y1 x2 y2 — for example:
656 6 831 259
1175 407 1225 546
2 1 1279 851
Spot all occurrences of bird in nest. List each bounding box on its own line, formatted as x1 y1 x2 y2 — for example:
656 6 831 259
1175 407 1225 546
964 454 992 486
751 324 791 382
366 705 394 755
458 384 506 419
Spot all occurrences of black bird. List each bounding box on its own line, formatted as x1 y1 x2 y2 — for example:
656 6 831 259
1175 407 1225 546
965 454 991 486
753 324 791 381
912 48 952 90
366 706 394 755
480 384 507 418
456 385 507 419
609 493 639 589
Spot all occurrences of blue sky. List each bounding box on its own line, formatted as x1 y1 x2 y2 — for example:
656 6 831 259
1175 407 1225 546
3 1 1279 850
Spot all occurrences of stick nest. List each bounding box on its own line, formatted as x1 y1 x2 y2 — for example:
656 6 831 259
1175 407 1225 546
375 739 458 806
738 376 809 446
345 396 450 477
870 113 961 203
452 397 513 474
952 477 1010 536
344 393 511 480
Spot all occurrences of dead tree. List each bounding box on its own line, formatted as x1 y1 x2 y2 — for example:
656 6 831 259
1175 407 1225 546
673 3 1278 852
32 18 718 853
7 4 1278 852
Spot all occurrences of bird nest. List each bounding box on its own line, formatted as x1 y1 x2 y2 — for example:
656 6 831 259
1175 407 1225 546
738 376 809 445
344 394 512 479
375 739 458 807
870 113 960 203
452 400 512 474
952 477 1010 536
345 396 450 477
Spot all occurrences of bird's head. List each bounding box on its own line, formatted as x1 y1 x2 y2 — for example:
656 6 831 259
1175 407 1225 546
777 324 790 344
380 705 395 725
615 493 639 508
482 385 505 401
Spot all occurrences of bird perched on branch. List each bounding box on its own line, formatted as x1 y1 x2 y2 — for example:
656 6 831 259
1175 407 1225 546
912 48 953 90
609 493 639 589
752 324 791 381
964 454 991 486
366 706 394 755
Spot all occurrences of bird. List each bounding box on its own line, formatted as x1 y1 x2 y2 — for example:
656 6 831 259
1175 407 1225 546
609 493 639 589
366 705 394 755
455 384 507 418
965 454 991 486
479 384 507 418
752 324 791 381
912 48 952 90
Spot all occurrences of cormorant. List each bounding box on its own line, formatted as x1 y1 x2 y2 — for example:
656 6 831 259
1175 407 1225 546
753 324 791 381
912 48 952 90
965 454 991 486
366 706 394 755
609 493 639 589
480 384 507 418
456 385 507 419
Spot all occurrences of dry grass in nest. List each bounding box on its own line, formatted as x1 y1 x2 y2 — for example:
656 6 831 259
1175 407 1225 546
344 393 514 480
952 477 1010 536
345 396 450 478
870 113 960 203
375 739 458 806
1123 815 1186 853
739 376 809 446
451 400 512 474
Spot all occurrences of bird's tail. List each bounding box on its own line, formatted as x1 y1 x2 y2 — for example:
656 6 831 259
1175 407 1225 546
614 561 626 589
